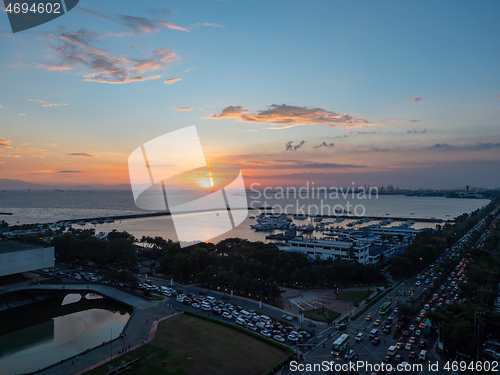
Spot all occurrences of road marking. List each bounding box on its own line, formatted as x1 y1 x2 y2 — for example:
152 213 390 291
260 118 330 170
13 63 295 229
320 326 332 335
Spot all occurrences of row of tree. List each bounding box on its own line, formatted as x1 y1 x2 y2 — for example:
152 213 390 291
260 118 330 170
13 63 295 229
389 202 497 278
52 229 137 269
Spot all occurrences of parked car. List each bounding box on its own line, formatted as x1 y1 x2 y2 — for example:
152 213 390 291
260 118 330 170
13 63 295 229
261 330 272 338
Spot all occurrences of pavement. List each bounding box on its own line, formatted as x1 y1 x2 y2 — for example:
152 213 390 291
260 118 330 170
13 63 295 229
282 286 378 318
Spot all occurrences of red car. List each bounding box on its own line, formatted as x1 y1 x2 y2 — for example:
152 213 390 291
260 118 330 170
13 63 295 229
221 294 230 300
372 337 381 345
198 290 206 295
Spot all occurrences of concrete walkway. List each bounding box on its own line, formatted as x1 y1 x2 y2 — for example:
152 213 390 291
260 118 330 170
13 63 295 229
282 286 378 319
35 302 175 375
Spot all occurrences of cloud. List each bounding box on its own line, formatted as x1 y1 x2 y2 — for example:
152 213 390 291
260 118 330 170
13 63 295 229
41 29 179 84
348 131 376 135
196 22 225 28
285 140 306 151
120 15 189 33
18 114 26 116
77 8 189 35
205 104 374 129
428 142 500 151
411 98 423 103
44 103 69 107
172 106 194 111
244 160 364 170
16 148 44 152
29 99 69 107
409 120 421 123
66 153 97 158
0 139 12 149
58 170 82 173
485 94 500 101
164 77 181 84
314 142 334 149
207 105 245 118
78 6 114 22
407 128 427 134
0 105 2 108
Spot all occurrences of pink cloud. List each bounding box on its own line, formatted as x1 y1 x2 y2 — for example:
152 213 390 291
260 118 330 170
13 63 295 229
206 104 375 129
164 77 182 84
172 107 194 111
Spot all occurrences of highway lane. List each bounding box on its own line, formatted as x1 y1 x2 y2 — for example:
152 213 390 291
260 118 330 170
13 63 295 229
286 272 449 375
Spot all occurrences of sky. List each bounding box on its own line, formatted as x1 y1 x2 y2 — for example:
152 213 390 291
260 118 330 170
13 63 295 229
0 0 499 190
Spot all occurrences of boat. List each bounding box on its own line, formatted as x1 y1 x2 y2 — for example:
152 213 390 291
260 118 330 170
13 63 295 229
104 217 114 223
295 215 308 220
251 223 276 231
77 221 86 225
249 215 256 219
90 220 98 225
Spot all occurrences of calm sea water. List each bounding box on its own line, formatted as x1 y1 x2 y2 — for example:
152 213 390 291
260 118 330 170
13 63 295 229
0 190 490 244
0 294 130 374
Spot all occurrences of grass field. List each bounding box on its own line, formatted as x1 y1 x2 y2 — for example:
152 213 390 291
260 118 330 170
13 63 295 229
303 307 340 322
337 290 372 303
86 314 287 375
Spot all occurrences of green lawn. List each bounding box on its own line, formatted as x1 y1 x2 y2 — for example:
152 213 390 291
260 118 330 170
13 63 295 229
303 308 340 323
85 314 287 375
337 290 372 303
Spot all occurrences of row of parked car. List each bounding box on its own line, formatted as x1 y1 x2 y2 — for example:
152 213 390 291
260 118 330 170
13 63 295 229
172 290 311 345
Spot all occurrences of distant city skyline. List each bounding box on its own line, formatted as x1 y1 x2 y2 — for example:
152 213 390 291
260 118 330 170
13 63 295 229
1 0 499 189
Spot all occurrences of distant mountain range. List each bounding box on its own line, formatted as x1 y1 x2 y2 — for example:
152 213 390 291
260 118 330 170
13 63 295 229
0 179 130 190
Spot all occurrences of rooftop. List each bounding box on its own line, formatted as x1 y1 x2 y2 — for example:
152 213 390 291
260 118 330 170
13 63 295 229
368 245 391 256
0 240 47 254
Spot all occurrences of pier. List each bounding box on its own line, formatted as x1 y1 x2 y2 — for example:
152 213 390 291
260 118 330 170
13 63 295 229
60 209 444 225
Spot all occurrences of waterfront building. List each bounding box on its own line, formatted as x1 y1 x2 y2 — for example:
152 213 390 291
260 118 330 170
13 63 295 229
276 236 371 264
0 240 54 277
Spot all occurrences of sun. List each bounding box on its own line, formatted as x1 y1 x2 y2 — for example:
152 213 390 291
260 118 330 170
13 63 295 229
200 178 212 189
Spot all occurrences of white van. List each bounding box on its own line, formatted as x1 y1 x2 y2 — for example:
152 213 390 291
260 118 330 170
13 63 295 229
369 329 378 338
419 350 428 360
260 315 271 322
240 310 251 318
236 317 246 326
387 346 397 356
206 296 216 303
